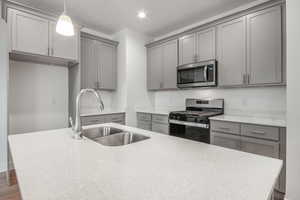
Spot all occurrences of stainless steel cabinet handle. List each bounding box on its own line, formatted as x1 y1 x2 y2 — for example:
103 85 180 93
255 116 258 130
247 74 250 84
251 131 266 135
218 127 231 131
243 74 246 84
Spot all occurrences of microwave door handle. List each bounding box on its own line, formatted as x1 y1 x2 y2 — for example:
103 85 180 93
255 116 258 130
203 66 208 81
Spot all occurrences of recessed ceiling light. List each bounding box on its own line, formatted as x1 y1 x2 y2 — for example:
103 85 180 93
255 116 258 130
137 10 147 19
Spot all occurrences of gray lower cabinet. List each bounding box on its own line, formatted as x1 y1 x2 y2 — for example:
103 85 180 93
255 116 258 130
81 113 125 126
247 6 282 85
147 39 178 90
137 112 169 134
211 131 241 150
210 120 286 195
81 34 117 90
217 16 247 86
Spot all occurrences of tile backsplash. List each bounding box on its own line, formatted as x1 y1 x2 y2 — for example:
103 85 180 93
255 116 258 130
154 86 286 119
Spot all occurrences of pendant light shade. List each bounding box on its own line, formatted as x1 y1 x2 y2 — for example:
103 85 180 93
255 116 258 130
56 0 74 36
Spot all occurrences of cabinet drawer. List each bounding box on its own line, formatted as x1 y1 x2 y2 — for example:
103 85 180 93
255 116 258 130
152 122 169 135
81 116 105 126
211 132 241 150
137 121 152 131
152 114 169 124
211 121 240 135
137 113 151 122
241 124 279 141
105 114 125 122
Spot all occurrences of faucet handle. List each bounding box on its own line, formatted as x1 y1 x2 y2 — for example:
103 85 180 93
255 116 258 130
69 117 74 130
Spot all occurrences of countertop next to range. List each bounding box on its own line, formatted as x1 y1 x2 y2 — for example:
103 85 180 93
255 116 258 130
209 115 286 127
9 123 282 200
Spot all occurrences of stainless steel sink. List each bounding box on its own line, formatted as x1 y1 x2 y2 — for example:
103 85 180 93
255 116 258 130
83 127 150 146
82 126 123 139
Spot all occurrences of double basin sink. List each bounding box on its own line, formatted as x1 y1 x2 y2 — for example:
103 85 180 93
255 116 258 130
82 126 150 146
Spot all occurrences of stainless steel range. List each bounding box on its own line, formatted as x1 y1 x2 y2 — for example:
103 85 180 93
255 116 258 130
169 99 224 144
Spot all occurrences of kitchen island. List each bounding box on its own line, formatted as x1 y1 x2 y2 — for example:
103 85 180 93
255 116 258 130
9 123 282 200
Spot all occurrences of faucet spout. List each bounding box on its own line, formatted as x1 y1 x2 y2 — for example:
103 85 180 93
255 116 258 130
73 88 104 139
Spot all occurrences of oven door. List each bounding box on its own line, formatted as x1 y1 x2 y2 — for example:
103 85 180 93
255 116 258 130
177 60 216 88
169 120 210 144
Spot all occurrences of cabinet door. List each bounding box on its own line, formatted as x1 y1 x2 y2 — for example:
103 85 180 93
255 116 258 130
9 9 49 55
98 42 117 90
162 40 178 89
81 38 98 89
240 137 279 158
211 132 241 150
217 17 247 86
49 22 78 60
152 122 169 135
247 6 282 85
147 46 163 90
178 33 196 65
196 28 215 62
240 136 280 190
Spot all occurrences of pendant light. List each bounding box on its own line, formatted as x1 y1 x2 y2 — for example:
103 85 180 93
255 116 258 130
56 0 74 36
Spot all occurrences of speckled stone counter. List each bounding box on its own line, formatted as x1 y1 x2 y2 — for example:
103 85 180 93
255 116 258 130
9 123 282 200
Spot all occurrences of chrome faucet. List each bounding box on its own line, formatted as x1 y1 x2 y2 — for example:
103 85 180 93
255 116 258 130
71 88 104 139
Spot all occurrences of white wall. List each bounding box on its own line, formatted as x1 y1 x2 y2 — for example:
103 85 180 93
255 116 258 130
112 29 155 126
9 61 69 134
286 0 300 199
155 87 286 118
0 19 9 173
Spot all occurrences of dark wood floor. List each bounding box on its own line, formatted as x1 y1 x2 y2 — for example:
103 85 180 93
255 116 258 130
0 171 21 200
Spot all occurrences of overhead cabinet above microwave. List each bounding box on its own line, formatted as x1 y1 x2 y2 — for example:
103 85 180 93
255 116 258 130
7 8 79 66
178 28 216 66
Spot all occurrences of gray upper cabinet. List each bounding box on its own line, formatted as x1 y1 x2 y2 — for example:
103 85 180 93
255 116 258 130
8 9 49 56
49 21 78 60
178 33 196 65
162 40 178 89
7 8 79 64
217 17 247 86
147 39 178 90
247 6 282 85
147 45 163 90
81 37 98 89
146 4 284 89
81 35 117 90
196 28 216 62
98 42 117 90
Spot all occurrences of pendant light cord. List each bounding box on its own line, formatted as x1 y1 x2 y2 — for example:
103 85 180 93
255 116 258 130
64 0 66 13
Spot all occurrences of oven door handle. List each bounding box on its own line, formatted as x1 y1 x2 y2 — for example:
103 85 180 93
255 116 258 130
169 120 209 129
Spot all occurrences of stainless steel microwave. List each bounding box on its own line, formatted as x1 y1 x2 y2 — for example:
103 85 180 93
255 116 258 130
177 60 217 88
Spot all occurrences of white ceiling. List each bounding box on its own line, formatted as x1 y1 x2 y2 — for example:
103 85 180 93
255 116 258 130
14 0 258 37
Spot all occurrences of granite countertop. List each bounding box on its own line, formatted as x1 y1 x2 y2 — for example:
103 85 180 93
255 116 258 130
209 115 286 127
135 109 170 115
9 123 282 200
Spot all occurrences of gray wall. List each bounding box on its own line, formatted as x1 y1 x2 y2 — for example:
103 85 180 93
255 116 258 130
286 0 300 199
